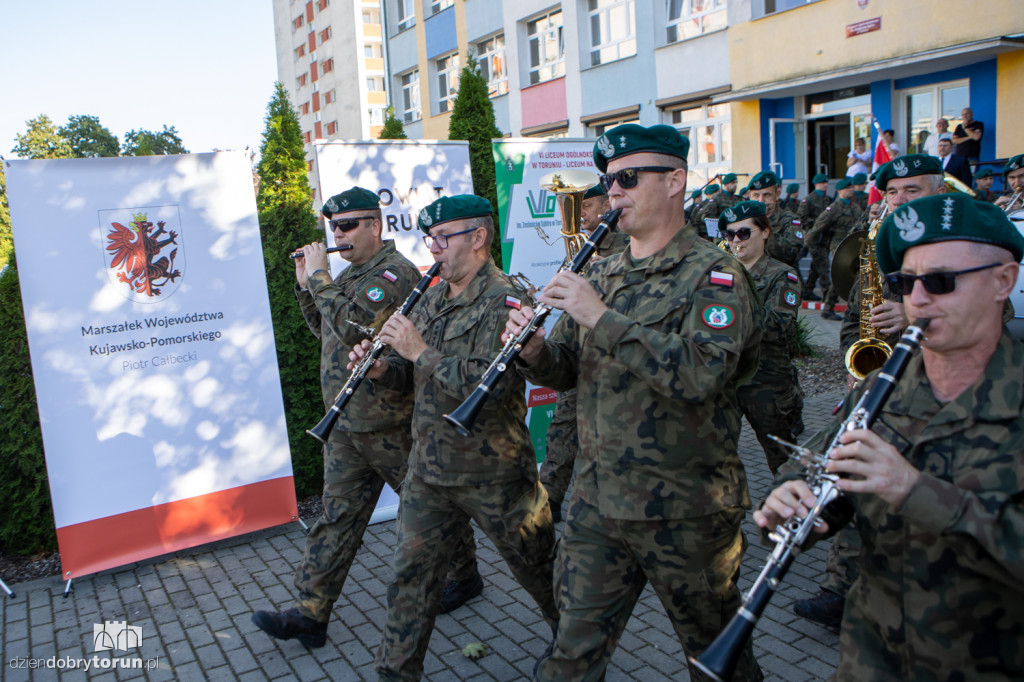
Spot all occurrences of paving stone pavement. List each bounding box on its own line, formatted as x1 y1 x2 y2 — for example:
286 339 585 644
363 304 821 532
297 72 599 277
2 355 847 680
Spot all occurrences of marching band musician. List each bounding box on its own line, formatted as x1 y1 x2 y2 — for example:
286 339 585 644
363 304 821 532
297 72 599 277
806 178 865 322
350 194 558 680
995 153 1024 211
719 201 803 475
251 187 479 648
746 170 805 271
507 124 764 681
756 194 1024 680
799 173 833 301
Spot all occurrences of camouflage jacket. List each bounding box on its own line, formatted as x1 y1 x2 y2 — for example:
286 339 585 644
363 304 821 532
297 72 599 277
520 225 762 520
796 190 831 228
596 227 630 259
765 207 804 269
701 190 740 223
853 190 869 212
811 330 1024 680
805 197 864 252
296 240 420 431
745 254 801 385
376 261 536 487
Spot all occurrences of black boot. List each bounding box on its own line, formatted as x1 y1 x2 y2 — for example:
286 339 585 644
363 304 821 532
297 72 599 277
793 590 844 630
821 309 842 321
251 608 328 648
439 572 484 614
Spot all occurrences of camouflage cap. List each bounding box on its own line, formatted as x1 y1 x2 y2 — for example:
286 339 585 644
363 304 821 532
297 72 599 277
749 171 780 190
835 178 853 190
852 173 868 185
719 200 766 229
704 184 721 196
583 184 607 200
721 172 738 185
873 154 943 191
593 123 690 172
322 186 380 218
875 193 1024 274
974 167 994 180
812 173 828 184
417 194 493 233
785 183 800 194
1004 154 1024 178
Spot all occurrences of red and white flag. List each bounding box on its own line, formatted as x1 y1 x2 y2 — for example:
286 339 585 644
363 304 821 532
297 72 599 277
869 118 892 205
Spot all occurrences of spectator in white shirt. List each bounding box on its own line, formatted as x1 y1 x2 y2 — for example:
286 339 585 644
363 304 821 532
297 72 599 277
922 118 949 157
846 137 871 177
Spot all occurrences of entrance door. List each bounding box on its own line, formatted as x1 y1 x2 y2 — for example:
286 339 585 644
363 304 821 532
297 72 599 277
768 117 805 189
811 115 851 185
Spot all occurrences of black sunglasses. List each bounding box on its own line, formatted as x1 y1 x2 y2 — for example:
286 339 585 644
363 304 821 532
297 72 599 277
598 166 675 191
329 216 374 232
723 227 754 242
885 262 1003 295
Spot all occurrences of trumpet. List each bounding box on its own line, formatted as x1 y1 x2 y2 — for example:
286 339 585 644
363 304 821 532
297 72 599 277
690 319 930 682
306 262 441 443
443 208 621 436
1002 190 1023 213
289 245 353 259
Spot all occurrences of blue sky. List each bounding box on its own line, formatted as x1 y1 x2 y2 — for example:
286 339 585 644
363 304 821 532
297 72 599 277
1 0 279 158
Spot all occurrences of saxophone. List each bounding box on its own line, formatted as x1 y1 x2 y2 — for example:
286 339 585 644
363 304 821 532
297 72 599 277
844 203 892 381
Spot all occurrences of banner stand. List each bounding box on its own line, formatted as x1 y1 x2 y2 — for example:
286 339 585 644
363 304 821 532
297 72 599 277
1 577 15 599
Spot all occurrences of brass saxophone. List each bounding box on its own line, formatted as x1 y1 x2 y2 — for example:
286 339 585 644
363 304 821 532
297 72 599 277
844 203 892 381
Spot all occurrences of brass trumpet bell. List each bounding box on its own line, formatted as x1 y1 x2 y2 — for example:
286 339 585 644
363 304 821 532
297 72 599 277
540 170 600 262
845 337 893 381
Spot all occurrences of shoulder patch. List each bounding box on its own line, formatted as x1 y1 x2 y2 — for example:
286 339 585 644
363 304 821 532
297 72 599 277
794 230 804 239
505 295 522 310
783 289 799 307
365 286 386 303
792 219 801 225
381 269 398 283
787 272 800 283
702 304 735 329
709 270 734 287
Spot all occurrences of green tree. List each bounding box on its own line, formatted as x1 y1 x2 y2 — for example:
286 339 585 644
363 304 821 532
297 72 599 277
59 115 120 158
10 114 72 159
122 125 188 156
256 83 324 499
448 53 504 266
379 106 408 140
0 167 11 270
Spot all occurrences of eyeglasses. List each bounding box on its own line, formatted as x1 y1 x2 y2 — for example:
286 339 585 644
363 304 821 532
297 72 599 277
723 227 754 242
598 166 675 192
422 226 479 250
329 216 374 232
885 262 1003 295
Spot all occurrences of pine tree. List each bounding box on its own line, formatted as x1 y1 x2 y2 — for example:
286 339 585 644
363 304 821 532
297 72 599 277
0 167 11 270
448 54 504 266
256 83 324 500
379 106 408 140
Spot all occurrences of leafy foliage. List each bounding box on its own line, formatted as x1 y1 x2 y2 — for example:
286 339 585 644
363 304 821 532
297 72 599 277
379 106 408 140
795 316 820 358
0 168 11 270
59 115 120 158
448 54 504 266
256 83 324 499
10 115 72 160
122 125 188 156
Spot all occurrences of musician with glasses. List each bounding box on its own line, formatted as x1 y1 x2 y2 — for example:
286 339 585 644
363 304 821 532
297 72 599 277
995 154 1024 211
252 187 479 648
349 194 559 680
507 124 764 681
756 193 1024 680
720 201 803 475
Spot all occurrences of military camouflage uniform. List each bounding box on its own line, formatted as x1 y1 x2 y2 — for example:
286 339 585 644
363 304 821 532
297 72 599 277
695 190 740 239
373 261 557 680
806 330 1024 680
539 229 631 516
798 190 831 296
766 207 805 271
522 225 764 682
292 241 476 623
853 190 869 212
805 198 864 312
737 254 803 474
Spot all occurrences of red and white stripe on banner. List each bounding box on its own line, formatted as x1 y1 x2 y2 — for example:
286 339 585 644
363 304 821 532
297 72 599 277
802 302 848 311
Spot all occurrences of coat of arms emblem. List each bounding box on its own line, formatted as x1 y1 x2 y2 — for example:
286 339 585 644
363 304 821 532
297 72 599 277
100 206 184 302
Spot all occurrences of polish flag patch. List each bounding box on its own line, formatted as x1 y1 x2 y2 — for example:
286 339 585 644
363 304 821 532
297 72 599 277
787 272 800 283
709 271 734 287
505 295 522 309
381 269 398 283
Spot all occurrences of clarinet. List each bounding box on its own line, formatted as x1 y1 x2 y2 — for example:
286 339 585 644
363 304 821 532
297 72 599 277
443 208 621 436
306 262 442 444
690 318 931 682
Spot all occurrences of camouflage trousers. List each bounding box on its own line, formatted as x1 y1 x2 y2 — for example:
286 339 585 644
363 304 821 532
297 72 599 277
539 389 579 511
375 471 558 681
294 425 477 623
535 496 763 682
738 378 803 475
822 521 861 597
805 243 831 299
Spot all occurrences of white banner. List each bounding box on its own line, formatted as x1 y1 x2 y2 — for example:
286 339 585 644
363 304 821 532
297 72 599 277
6 152 295 577
313 139 473 522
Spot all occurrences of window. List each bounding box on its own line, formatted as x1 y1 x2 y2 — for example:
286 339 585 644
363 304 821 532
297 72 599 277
293 15 304 31
590 115 640 138
322 58 334 74
295 44 306 59
667 103 731 185
753 0 823 18
900 80 969 155
368 107 386 126
436 52 460 113
319 27 331 44
588 0 636 66
477 35 508 97
364 43 383 58
527 10 564 86
401 70 421 123
430 0 454 14
326 121 338 135
396 0 415 31
297 73 308 88
363 9 380 23
324 89 336 104
303 131 312 144
367 76 385 91
318 0 329 10
667 0 726 42
301 102 310 115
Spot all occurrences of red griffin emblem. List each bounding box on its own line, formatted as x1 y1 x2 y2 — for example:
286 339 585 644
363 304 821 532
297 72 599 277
106 212 182 298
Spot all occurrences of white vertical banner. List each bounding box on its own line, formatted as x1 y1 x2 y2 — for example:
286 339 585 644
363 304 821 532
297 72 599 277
313 139 473 522
6 152 296 578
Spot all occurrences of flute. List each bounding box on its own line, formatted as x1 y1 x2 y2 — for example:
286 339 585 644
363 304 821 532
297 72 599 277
289 245 354 259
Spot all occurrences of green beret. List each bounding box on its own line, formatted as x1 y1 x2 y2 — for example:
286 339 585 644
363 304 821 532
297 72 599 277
875 193 1024 274
835 178 853 190
721 173 738 185
322 186 380 217
812 173 828 184
1004 154 1024 178
749 171 779 190
417 194 493 233
873 154 943 191
583 184 607 200
852 173 868 185
690 189 702 200
719 200 766 229
704 184 721 196
593 123 690 173
786 183 800 194
974 167 994 180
